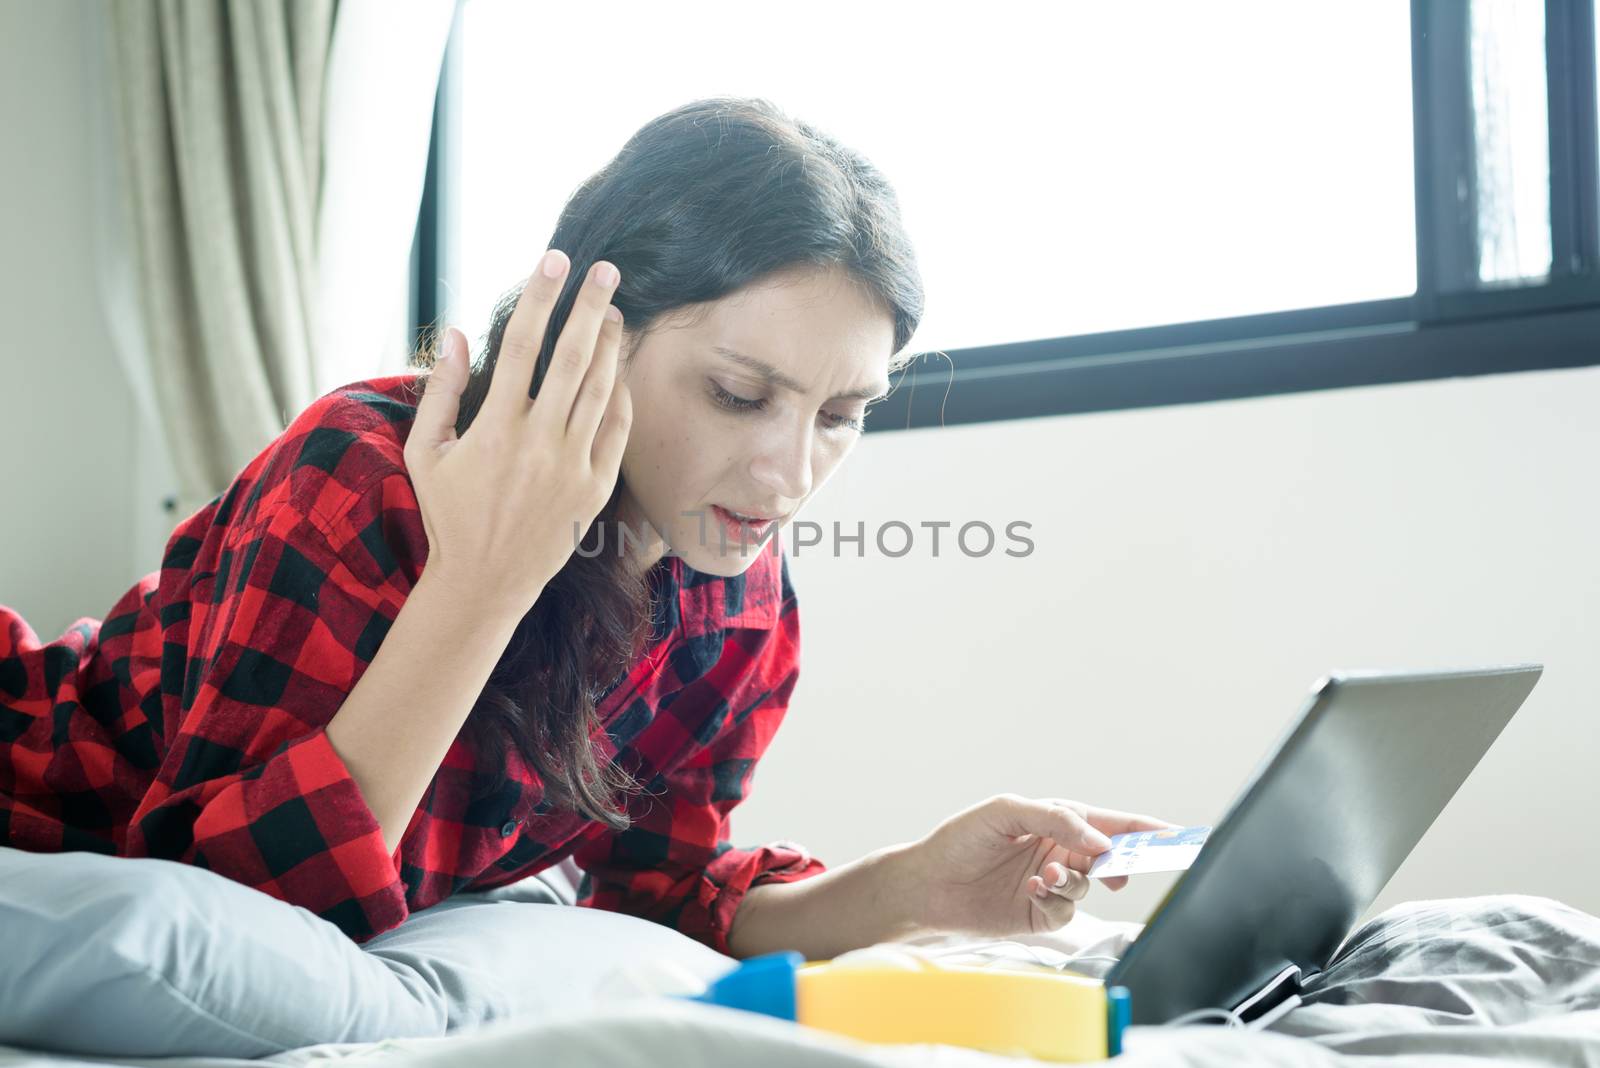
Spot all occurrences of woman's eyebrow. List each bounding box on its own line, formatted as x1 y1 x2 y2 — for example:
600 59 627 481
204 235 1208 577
713 346 891 402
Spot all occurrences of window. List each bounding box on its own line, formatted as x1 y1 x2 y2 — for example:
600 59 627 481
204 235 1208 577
415 0 1600 430
1470 0 1552 284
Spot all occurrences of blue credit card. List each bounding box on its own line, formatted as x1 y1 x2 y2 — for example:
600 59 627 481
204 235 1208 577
1087 825 1212 879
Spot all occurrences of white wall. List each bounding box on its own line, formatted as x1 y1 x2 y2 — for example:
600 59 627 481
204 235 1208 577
742 362 1600 925
5 0 1595 936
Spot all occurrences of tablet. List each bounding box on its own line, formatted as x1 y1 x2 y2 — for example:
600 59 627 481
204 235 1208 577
1104 663 1543 1025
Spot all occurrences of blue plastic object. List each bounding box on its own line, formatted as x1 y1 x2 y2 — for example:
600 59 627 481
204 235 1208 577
685 950 802 1020
1107 985 1131 1056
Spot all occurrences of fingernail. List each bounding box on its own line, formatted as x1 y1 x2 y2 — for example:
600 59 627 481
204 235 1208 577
592 261 618 288
540 249 567 278
606 305 622 323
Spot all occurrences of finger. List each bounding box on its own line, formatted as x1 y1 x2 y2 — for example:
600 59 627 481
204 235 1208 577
567 304 622 442
998 796 1113 855
1044 862 1090 902
1029 876 1078 929
1042 799 1176 841
408 326 469 466
1080 806 1181 838
1062 852 1094 875
531 260 621 438
1101 875 1130 892
484 249 569 422
591 378 632 479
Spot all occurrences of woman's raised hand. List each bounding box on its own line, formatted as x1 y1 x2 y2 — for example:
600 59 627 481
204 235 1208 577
404 249 632 620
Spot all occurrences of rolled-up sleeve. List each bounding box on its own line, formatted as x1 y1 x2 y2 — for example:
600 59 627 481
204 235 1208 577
572 579 826 956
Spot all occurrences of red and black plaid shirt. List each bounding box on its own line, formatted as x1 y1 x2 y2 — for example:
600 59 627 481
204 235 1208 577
0 375 824 951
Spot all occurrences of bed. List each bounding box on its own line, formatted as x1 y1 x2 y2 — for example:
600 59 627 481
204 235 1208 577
1 848 1596 1068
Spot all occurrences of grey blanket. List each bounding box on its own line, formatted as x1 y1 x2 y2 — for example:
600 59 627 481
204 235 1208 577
1102 894 1600 1066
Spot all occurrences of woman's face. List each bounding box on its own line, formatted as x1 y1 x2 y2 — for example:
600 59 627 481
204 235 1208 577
614 263 896 577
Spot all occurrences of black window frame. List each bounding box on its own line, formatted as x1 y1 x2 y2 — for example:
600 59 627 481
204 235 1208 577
408 1 461 356
411 0 1599 432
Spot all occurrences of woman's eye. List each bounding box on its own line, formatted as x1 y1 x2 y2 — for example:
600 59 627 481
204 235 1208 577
709 379 867 433
709 380 766 412
821 410 867 433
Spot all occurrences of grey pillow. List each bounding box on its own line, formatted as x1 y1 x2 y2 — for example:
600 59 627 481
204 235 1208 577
0 846 735 1058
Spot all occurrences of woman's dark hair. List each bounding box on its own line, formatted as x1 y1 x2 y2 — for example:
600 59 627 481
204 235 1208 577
409 96 924 830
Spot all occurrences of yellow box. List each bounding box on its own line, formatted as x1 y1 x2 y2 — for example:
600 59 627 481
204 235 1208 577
794 956 1120 1062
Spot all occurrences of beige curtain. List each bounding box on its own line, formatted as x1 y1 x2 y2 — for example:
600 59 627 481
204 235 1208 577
108 0 336 516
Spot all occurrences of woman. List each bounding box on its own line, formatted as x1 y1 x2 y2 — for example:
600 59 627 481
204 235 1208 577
0 96 1169 961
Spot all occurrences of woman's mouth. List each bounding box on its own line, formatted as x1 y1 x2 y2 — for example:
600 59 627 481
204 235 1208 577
710 505 778 543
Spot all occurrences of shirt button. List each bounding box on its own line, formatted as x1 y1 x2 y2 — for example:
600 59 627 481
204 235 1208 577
500 818 521 838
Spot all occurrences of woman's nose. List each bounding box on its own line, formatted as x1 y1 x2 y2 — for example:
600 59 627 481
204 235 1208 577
749 423 813 502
